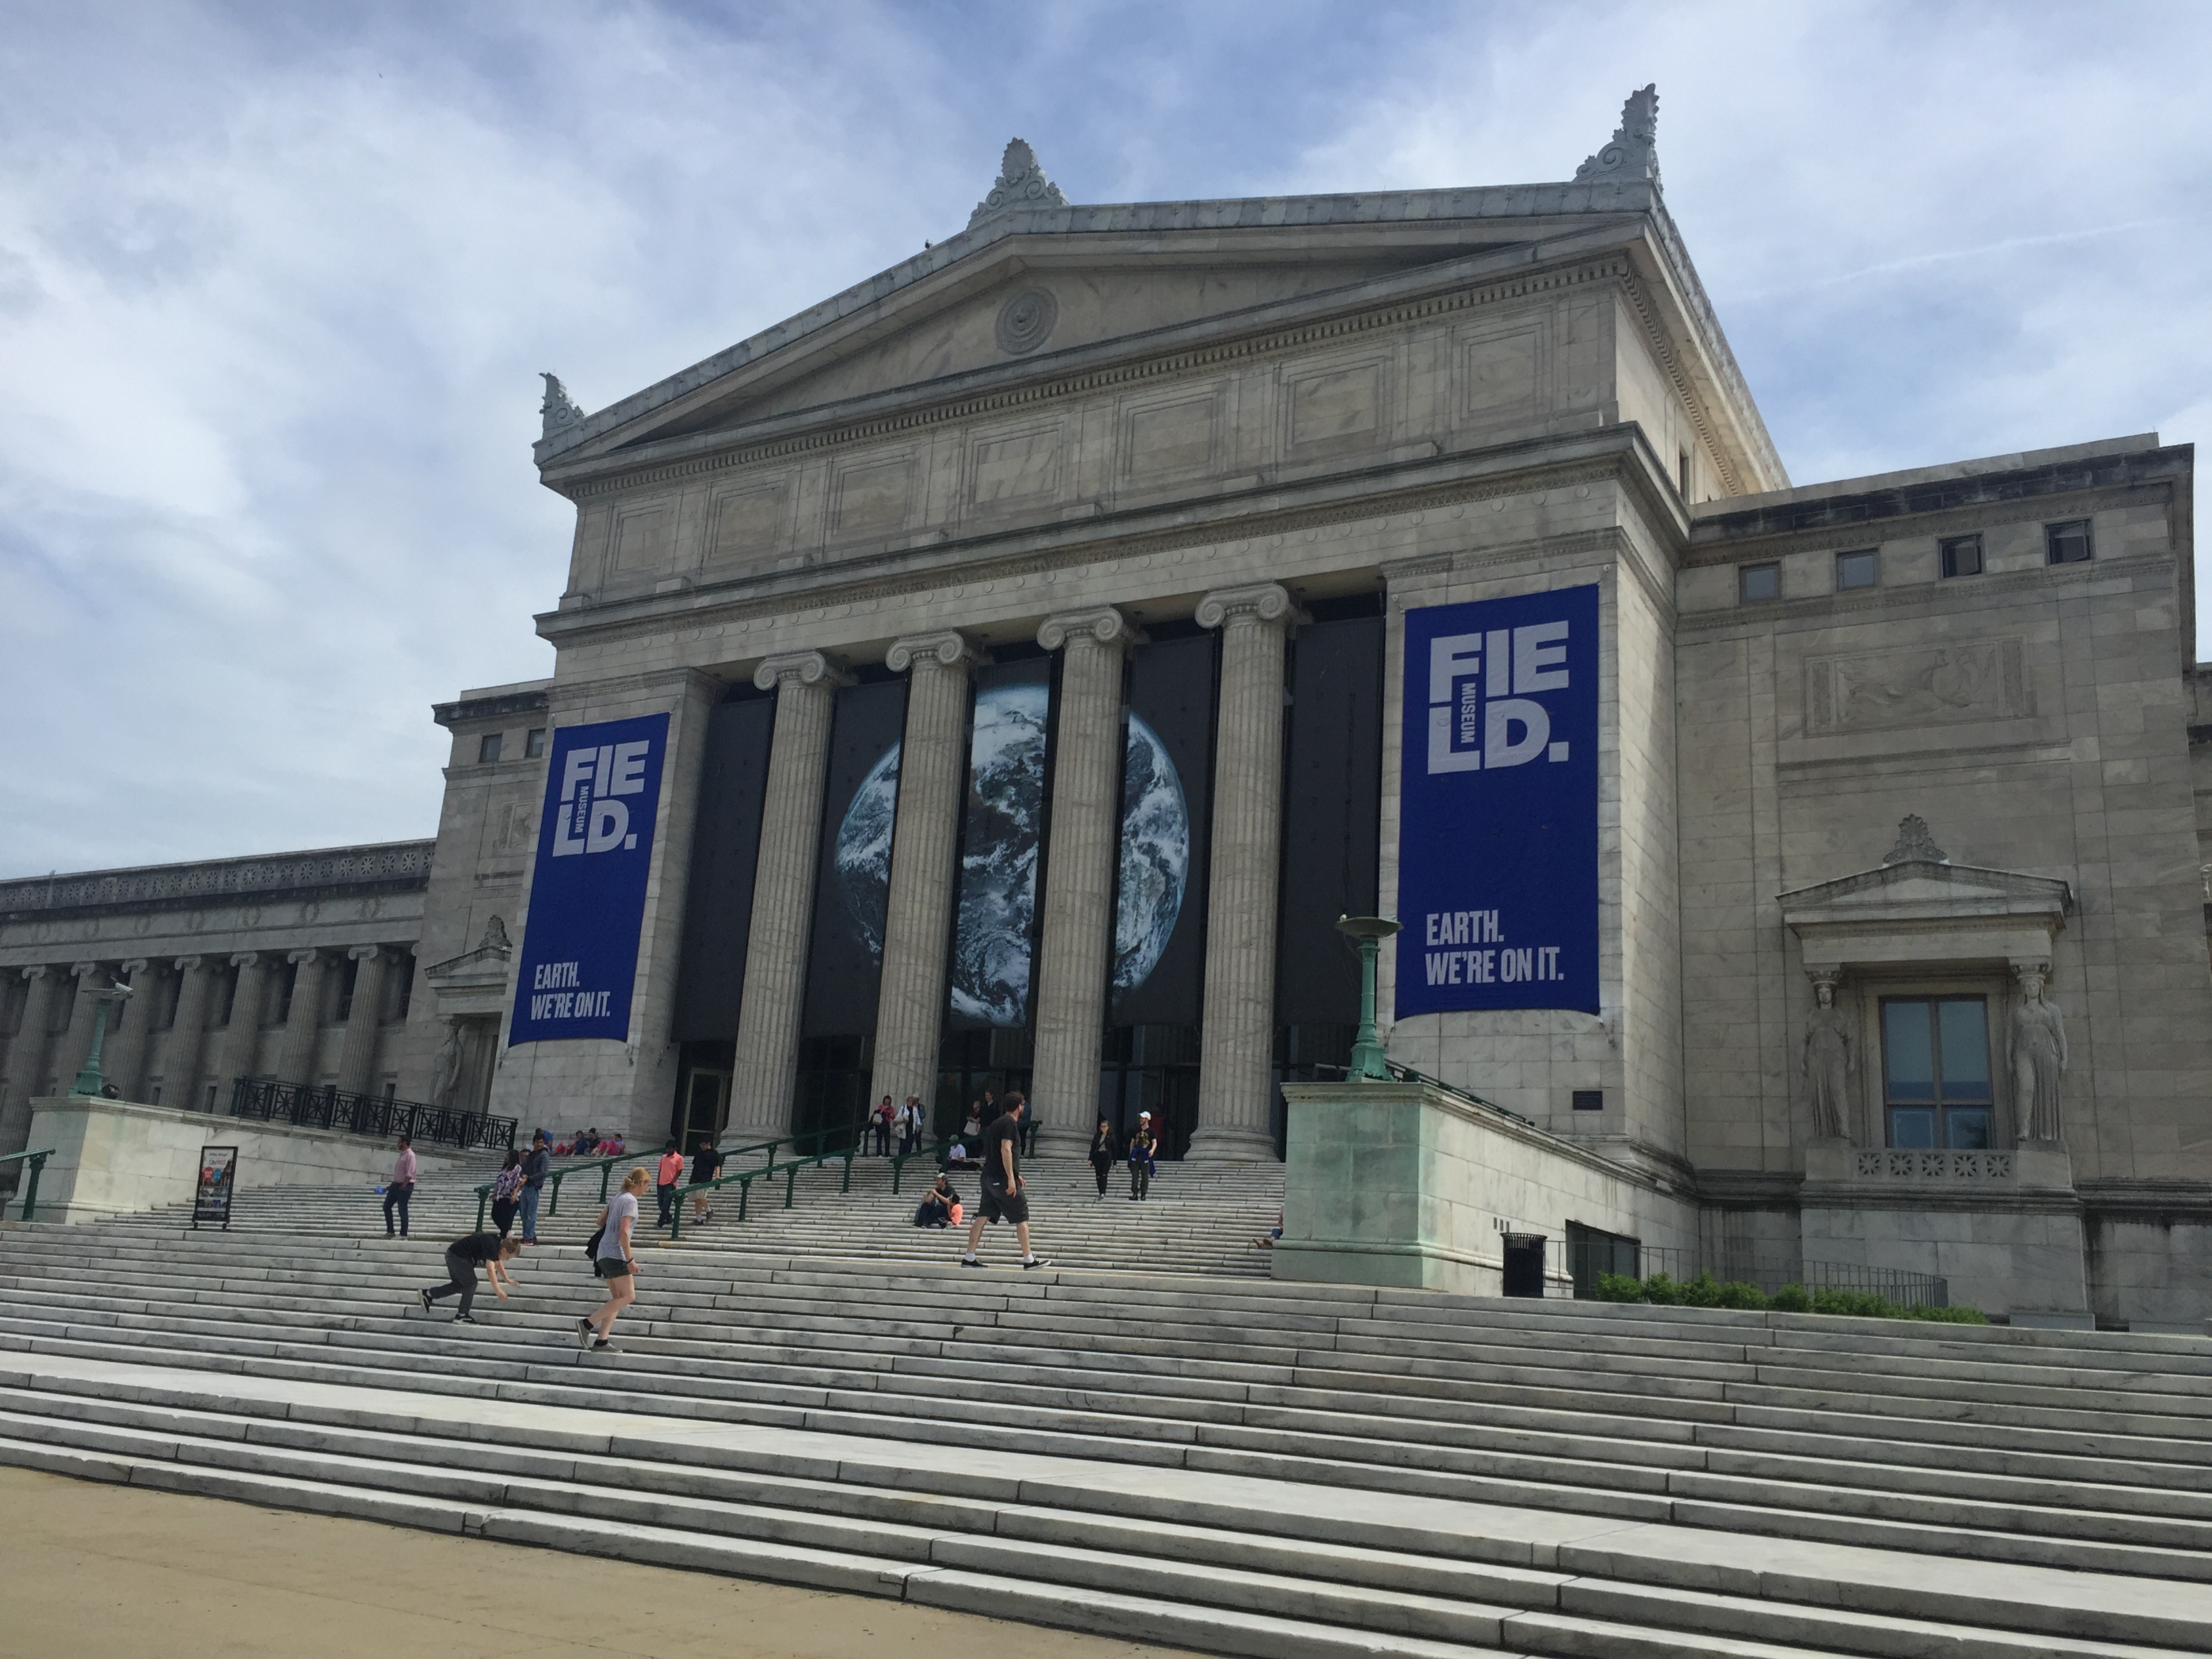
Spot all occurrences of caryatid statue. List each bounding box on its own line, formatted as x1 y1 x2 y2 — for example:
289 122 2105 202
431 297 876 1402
1801 977 1855 1141
431 1019 466 1111
2009 965 2069 1143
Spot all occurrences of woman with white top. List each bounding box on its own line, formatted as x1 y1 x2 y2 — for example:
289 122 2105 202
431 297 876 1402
579 1166 651 1352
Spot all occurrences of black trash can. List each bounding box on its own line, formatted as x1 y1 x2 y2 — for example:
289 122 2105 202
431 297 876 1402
1501 1233 1547 1298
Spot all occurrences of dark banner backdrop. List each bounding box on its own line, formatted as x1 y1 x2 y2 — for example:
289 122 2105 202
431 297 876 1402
1109 630 1215 1027
943 656 1050 1034
800 676 910 1040
670 691 774 1045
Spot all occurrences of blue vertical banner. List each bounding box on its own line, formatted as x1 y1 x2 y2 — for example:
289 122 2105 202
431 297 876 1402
510 713 670 1044
1396 586 1599 1017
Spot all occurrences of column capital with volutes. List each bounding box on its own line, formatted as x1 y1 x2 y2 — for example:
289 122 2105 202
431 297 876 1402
1037 607 1145 655
229 951 261 969
1197 581 1306 632
172 955 205 973
752 650 855 694
287 948 322 966
886 631 991 676
122 958 151 977
20 964 54 983
346 943 385 963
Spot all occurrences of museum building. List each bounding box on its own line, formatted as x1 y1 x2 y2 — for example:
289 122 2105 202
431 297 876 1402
2 94 2208 1326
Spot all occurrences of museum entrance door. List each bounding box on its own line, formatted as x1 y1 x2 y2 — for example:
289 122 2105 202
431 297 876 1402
935 1027 1033 1144
1099 1023 1198 1159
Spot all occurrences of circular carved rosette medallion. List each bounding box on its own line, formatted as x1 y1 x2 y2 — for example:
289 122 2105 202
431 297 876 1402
995 287 1059 355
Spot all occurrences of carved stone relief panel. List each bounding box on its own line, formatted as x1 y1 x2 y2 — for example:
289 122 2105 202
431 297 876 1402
478 795 537 863
1805 638 2028 735
829 451 918 542
1454 316 1551 435
967 421 1067 516
704 472 798 572
1119 386 1225 485
1281 352 1390 461
611 500 676 574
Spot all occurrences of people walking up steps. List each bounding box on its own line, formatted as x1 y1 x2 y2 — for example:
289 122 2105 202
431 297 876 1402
518 1130 550 1244
655 1139 684 1228
581 1166 650 1351
688 1135 723 1227
382 1135 417 1237
960 1093 1046 1271
489 1149 525 1236
419 1230 520 1323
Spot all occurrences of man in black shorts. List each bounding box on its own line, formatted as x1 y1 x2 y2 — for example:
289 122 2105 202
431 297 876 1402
960 1092 1046 1270
689 1134 724 1226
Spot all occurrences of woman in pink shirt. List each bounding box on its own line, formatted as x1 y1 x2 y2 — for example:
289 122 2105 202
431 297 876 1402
383 1136 417 1238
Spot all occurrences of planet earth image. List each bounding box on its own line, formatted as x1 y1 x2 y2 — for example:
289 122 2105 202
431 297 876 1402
832 684 1191 1025
833 743 901 956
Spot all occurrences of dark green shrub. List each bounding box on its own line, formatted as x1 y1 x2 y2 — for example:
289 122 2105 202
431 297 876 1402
1768 1284 1813 1313
1591 1273 1645 1303
1902 1303 1990 1324
1678 1270 1723 1308
1715 1279 1768 1310
1641 1272 1683 1306
1583 1273 1984 1324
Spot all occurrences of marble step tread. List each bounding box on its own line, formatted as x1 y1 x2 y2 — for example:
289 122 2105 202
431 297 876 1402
3 1353 2207 1652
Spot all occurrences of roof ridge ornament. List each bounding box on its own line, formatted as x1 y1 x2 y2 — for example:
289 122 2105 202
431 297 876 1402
539 373 585 438
1574 84 1661 188
968 138 1069 228
1882 815 1950 866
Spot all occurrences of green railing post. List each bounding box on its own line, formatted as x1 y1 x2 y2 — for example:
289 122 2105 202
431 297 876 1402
738 1175 751 1223
840 1150 854 1193
670 1191 684 1241
598 1162 613 1204
21 1152 46 1223
784 1163 798 1208
548 1170 564 1216
474 1187 489 1233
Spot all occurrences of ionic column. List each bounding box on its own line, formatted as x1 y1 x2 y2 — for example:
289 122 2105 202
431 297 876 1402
333 945 393 1097
102 959 161 1102
56 964 106 1089
273 949 329 1086
729 651 852 1134
0 967 61 1158
208 954 270 1107
163 958 213 1111
869 632 989 1115
1191 583 1303 1160
1030 607 1144 1152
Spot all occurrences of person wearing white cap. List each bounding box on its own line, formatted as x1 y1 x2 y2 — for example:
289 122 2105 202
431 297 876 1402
1127 1112 1158 1202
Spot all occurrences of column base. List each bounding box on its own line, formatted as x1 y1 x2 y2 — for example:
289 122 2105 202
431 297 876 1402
1183 1124 1279 1162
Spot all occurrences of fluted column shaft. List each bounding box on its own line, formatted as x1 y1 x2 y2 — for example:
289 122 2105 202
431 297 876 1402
1191 583 1301 1160
274 950 329 1086
868 634 986 1117
334 945 393 1097
208 954 270 1105
163 958 213 1110
103 959 161 1101
0 968 60 1158
729 651 851 1134
1029 608 1143 1151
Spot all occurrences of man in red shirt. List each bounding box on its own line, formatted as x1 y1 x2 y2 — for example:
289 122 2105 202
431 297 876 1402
654 1139 685 1229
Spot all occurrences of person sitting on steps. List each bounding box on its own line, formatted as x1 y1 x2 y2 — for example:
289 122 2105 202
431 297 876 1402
914 1172 959 1228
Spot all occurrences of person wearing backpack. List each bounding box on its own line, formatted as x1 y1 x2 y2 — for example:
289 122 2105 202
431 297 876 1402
489 1149 525 1237
1127 1113 1158 1202
579 1166 651 1352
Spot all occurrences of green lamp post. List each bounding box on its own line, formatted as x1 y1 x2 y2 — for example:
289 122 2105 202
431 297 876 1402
70 981 132 1097
1334 915 1401 1082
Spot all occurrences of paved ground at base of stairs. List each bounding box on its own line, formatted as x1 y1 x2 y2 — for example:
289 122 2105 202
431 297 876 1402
0 1466 1195 1659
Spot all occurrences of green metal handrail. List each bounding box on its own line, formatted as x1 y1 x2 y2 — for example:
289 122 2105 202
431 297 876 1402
0 1149 56 1223
886 1136 950 1194
668 1122 869 1240
474 1149 628 1233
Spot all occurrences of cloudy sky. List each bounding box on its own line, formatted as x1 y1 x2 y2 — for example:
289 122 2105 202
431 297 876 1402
3 1 2207 879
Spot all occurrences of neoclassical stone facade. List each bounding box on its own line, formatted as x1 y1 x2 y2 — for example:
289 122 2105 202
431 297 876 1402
5 100 2208 1324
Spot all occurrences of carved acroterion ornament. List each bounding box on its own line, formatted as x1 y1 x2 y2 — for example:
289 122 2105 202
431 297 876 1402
969 138 1069 228
539 373 584 438
1574 85 1661 187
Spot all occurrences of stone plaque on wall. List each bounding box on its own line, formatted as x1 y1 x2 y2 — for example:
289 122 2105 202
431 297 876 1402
1458 321 1546 431
968 424 1065 510
1804 638 2028 735
611 503 674 572
1284 358 1385 457
830 454 916 540
1121 390 1222 481
705 475 794 568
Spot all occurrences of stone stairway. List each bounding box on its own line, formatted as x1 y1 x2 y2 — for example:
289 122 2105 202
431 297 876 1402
1 1221 2209 1656
119 1153 1287 1277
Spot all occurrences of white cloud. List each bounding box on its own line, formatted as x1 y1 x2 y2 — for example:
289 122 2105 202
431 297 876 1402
2 1 2207 876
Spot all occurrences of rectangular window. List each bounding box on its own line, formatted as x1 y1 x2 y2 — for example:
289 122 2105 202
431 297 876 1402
2045 520 2093 565
525 727 547 758
1881 996 1993 1149
1939 535 1983 577
335 956 359 1023
1738 562 1780 603
1677 449 1691 497
478 733 504 764
1571 1089 1604 1111
1835 548 1879 590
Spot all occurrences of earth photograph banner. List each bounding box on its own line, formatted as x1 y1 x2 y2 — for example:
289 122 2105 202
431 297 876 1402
1396 584 1600 1017
510 712 670 1044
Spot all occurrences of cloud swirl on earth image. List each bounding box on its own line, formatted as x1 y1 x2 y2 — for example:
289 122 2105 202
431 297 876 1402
834 743 901 956
1112 712 1189 997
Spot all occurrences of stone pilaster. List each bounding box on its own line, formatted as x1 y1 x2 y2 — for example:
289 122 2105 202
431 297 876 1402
1191 583 1302 1160
729 651 853 1134
334 945 392 1097
99 959 159 1101
869 632 989 1115
0 967 60 1158
1030 607 1144 1151
208 954 270 1106
274 949 329 1086
163 958 213 1111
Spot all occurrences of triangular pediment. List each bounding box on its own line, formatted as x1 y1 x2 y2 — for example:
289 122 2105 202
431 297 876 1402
1780 857 2074 923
